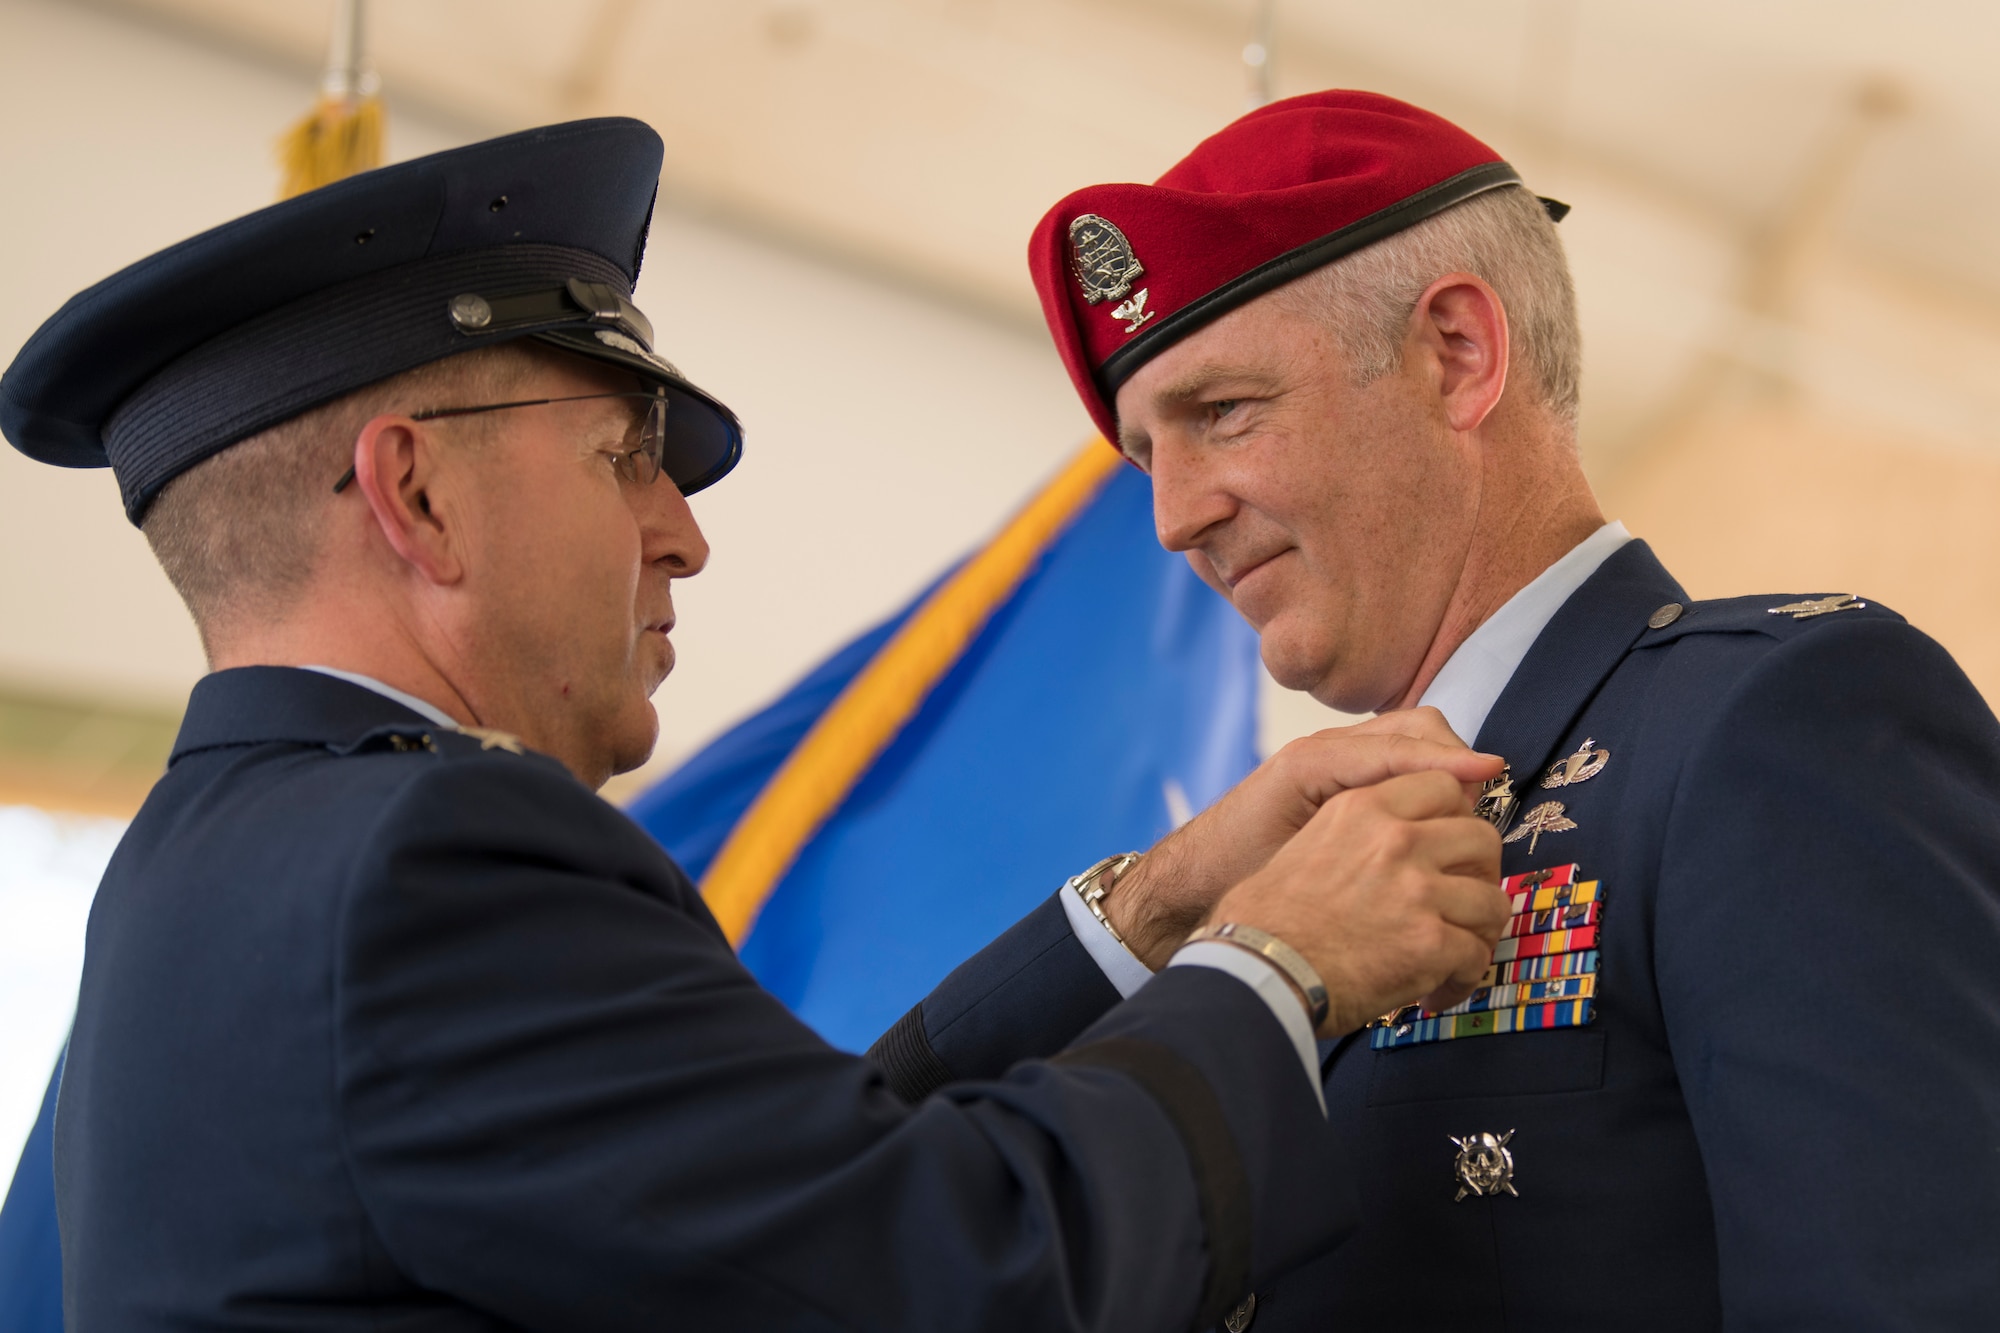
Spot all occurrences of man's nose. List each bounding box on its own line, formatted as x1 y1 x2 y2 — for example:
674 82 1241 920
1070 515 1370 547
1149 440 1234 554
638 478 710 577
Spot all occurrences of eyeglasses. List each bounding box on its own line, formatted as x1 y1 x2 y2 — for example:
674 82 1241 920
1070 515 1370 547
331 389 672 493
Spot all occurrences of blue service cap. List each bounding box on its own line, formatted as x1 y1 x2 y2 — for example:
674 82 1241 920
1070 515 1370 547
0 117 742 524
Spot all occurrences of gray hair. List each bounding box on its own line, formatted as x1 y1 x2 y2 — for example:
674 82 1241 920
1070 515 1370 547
1273 185 1580 432
142 342 549 651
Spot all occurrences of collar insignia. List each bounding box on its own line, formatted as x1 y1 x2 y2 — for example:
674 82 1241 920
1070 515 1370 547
1068 214 1146 306
458 725 525 754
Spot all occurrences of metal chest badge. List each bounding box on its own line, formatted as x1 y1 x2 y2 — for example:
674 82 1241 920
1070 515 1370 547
1503 801 1576 853
1068 213 1153 334
1542 738 1609 788
1474 765 1519 832
1451 1129 1519 1201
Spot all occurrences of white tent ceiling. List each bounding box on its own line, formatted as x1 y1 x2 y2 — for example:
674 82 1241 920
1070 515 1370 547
87 0 2000 323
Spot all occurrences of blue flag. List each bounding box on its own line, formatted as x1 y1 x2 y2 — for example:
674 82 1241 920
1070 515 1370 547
0 1049 63 1333
631 459 1260 1050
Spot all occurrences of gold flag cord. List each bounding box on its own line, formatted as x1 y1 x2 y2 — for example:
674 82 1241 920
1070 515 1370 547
699 441 1124 945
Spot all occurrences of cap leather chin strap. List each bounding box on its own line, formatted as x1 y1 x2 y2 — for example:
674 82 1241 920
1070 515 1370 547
448 276 656 349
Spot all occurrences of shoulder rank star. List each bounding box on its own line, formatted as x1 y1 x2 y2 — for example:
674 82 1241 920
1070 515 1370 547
1502 801 1576 854
458 725 525 754
1768 593 1865 620
1451 1130 1519 1201
1542 738 1609 788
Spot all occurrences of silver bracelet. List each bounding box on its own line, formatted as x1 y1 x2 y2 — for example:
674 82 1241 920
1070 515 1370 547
1066 852 1143 945
1182 922 1330 1028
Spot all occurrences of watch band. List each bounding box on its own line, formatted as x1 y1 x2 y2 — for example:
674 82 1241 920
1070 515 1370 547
1067 851 1143 945
1181 922 1330 1028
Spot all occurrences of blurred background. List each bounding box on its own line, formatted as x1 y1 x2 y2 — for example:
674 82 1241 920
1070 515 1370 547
7 0 2000 1161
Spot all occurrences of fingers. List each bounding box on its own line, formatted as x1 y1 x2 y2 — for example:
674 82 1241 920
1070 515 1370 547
1427 871 1510 939
1356 769 1481 821
1273 733 1503 807
1341 705 1466 747
1417 924 1502 1013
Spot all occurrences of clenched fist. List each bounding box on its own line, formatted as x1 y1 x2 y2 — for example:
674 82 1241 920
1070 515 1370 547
1105 708 1503 968
1212 769 1508 1035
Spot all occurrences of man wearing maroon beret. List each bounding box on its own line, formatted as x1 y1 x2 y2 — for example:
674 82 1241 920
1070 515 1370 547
885 91 2000 1329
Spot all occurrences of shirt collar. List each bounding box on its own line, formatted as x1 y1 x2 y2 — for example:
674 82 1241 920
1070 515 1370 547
299 665 461 730
1417 521 1632 744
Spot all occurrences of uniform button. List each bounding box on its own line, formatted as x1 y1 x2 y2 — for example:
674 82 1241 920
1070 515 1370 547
1224 1292 1257 1331
1647 602 1683 629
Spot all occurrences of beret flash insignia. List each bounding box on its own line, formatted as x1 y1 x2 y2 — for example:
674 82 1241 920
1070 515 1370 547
1067 214 1146 306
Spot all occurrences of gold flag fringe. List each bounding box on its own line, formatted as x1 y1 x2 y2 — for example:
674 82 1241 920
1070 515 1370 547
276 93 385 200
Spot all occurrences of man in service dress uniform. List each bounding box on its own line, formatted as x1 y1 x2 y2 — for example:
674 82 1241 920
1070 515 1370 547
869 92 2000 1330
0 119 1525 1330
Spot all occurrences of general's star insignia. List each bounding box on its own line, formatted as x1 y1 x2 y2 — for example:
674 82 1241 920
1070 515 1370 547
1502 801 1576 854
459 726 525 754
1110 287 1154 333
1067 213 1146 306
1767 593 1865 620
1542 738 1609 789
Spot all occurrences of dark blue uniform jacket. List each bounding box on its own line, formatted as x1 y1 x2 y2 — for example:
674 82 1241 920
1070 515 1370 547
882 541 2000 1331
56 667 1352 1331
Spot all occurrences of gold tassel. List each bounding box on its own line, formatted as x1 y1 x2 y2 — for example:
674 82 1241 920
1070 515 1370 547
275 94 384 199
275 0 383 199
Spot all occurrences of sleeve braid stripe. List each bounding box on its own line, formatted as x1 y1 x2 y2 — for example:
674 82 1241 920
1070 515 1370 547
866 1003 956 1104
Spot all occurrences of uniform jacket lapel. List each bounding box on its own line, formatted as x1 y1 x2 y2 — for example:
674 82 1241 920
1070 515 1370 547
1472 540 1686 795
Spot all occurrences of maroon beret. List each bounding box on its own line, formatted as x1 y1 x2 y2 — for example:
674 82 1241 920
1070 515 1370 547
1029 90 1553 443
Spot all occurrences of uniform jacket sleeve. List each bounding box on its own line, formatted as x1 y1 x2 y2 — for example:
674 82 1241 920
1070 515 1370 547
336 753 1353 1332
869 890 1126 1100
1654 617 2000 1328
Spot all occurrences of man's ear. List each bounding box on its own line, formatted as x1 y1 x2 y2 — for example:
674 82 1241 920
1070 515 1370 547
1409 273 1510 435
348 414 466 586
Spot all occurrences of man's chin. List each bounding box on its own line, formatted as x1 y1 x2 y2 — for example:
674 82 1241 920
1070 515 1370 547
1257 623 1336 695
606 700 661 778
